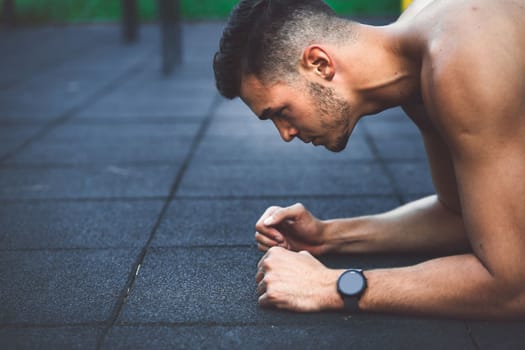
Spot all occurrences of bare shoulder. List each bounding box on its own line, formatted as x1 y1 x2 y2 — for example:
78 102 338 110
419 0 525 150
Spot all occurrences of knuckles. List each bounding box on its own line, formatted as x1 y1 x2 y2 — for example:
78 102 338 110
293 202 305 210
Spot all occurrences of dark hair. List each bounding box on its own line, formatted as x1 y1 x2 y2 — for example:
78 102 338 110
213 0 348 99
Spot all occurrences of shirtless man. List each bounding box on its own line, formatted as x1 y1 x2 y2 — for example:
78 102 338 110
213 0 525 318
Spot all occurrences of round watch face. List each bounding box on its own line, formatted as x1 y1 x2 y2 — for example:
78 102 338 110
338 270 366 296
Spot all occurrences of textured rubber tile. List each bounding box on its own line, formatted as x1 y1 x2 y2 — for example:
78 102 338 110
213 98 254 119
386 161 434 195
5 123 199 165
103 323 475 350
152 197 400 247
0 199 164 249
207 113 369 138
119 247 437 325
0 164 179 200
119 247 353 325
360 107 408 123
0 125 42 159
119 247 262 324
0 327 102 350
0 76 106 122
0 25 140 88
468 321 525 350
40 122 200 142
206 117 276 136
364 118 426 160
75 94 215 120
193 132 374 162
0 249 138 324
177 162 394 197
363 113 418 131
371 136 427 160
113 77 217 100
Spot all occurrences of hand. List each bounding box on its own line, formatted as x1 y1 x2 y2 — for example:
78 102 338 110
255 203 326 255
255 247 344 312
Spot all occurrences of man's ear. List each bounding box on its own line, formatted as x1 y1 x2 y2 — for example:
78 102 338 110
300 45 335 81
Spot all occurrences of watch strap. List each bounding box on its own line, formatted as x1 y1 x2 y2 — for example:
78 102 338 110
342 295 360 312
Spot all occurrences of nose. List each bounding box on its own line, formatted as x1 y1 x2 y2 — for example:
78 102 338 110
273 119 298 142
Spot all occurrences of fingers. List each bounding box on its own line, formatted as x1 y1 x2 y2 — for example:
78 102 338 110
298 250 312 257
258 293 273 308
255 247 294 310
263 202 305 226
255 233 290 252
255 232 280 249
257 246 280 268
254 203 307 247
255 206 285 243
256 206 281 228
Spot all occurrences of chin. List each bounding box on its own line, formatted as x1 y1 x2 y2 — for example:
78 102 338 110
325 136 349 153
324 144 345 153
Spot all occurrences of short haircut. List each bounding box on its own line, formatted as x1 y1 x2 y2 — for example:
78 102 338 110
213 0 353 99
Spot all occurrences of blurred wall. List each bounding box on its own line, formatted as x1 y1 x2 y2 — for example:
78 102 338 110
402 0 413 11
1 0 402 23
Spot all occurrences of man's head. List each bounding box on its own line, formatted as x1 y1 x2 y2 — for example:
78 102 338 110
213 0 352 99
213 0 359 152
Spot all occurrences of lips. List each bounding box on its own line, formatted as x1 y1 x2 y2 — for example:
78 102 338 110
300 136 320 146
300 137 312 144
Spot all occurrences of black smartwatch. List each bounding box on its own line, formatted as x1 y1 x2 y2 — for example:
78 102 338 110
337 269 367 312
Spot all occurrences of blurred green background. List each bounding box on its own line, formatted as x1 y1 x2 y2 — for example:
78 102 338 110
1 0 401 23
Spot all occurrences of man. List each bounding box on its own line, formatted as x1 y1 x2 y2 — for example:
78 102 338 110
213 0 525 319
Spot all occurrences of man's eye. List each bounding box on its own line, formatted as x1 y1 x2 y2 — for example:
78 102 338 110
275 108 287 119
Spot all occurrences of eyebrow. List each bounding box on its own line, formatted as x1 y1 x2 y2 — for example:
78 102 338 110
258 108 273 121
258 107 285 121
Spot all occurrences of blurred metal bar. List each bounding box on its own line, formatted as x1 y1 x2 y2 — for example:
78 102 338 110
2 0 16 27
158 0 181 75
121 0 139 43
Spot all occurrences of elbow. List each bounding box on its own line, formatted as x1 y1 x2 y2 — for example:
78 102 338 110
501 284 525 319
436 194 462 216
488 275 525 320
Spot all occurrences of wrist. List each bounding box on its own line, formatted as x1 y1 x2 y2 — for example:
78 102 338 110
324 269 346 310
322 217 373 254
337 268 368 312
324 218 363 253
320 219 346 254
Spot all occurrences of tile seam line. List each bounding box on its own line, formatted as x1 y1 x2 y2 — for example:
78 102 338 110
465 322 482 350
0 193 401 203
0 320 347 329
95 93 222 349
0 48 157 165
1 161 186 169
114 321 351 327
0 159 424 170
0 245 256 253
0 322 106 330
0 116 203 126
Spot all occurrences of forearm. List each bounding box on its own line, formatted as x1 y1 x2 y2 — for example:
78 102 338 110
360 254 525 319
322 195 470 254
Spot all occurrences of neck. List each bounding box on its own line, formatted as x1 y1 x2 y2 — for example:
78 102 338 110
341 22 421 116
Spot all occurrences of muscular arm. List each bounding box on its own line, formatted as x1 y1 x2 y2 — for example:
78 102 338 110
360 36 525 318
323 103 468 255
257 24 525 318
323 194 469 254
